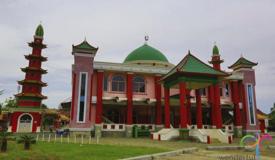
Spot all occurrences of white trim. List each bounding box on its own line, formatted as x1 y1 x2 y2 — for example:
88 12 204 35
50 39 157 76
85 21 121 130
77 72 88 123
246 83 256 126
16 113 33 133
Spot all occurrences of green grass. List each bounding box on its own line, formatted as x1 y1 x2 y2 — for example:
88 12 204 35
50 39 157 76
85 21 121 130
0 141 168 160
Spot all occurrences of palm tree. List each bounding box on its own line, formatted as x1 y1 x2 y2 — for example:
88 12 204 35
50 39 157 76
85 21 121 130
17 135 36 150
0 131 11 152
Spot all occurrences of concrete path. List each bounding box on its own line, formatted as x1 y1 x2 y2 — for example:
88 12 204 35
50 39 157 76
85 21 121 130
159 150 275 160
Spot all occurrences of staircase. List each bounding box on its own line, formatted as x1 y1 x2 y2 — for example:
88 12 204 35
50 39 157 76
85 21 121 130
152 127 179 141
189 129 233 144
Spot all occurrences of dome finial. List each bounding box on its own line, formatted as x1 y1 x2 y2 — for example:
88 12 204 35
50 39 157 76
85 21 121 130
35 23 44 37
188 50 191 54
144 35 149 44
212 42 219 56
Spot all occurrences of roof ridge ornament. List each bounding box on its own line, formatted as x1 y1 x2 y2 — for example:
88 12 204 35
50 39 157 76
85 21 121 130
144 35 149 44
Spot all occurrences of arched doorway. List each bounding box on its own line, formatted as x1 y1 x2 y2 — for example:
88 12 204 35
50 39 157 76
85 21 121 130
17 114 33 132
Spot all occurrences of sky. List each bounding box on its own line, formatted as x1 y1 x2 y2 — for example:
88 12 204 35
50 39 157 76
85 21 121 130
0 0 274 113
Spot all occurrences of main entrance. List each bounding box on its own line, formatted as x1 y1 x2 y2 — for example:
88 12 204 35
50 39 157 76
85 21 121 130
17 114 33 132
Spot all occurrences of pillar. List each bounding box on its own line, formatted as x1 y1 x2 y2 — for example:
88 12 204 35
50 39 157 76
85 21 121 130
208 86 216 127
95 71 103 138
214 84 223 128
231 81 242 137
155 76 162 125
70 73 76 120
186 89 191 125
179 83 187 128
195 89 203 129
164 88 170 128
126 73 133 125
241 83 248 128
95 71 103 124
126 73 133 137
232 81 241 126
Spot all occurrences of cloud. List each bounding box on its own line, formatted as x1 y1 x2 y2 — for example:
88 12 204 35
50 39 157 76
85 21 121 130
0 0 274 113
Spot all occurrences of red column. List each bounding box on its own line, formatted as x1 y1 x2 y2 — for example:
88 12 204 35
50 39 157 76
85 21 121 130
89 74 94 121
208 86 216 126
179 83 187 128
164 88 170 128
241 83 248 127
186 89 191 125
196 89 203 129
155 76 162 125
126 73 133 125
232 81 241 126
70 73 76 120
95 71 103 124
214 84 223 128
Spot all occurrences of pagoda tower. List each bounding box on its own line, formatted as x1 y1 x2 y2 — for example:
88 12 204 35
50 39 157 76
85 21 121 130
10 24 47 133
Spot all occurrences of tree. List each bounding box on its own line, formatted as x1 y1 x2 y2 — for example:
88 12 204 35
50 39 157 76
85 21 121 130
3 97 17 108
17 135 36 150
0 131 11 152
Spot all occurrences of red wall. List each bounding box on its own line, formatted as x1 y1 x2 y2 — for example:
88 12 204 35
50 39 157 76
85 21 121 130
11 112 41 132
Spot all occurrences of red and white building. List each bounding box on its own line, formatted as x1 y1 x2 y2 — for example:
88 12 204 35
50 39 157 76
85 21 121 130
69 38 260 138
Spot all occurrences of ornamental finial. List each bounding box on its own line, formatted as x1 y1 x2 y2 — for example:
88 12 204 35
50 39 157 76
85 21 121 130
188 50 191 54
144 35 149 44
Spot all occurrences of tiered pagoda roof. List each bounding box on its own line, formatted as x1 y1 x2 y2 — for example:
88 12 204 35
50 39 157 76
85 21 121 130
15 92 47 99
21 67 47 74
229 56 258 70
24 54 47 61
18 80 47 87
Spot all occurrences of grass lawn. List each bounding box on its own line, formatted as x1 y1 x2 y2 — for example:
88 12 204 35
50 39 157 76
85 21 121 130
1 136 274 160
0 140 168 160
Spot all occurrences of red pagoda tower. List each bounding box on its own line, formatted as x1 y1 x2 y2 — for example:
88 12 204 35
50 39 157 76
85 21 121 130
10 24 47 133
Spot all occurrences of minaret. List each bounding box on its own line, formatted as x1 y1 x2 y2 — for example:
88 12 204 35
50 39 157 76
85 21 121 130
209 44 223 128
10 24 47 133
209 44 224 70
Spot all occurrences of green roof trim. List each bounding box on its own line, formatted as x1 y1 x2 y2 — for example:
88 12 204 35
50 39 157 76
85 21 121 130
212 45 219 55
161 52 229 89
74 40 97 50
124 44 169 63
35 24 44 37
229 57 258 70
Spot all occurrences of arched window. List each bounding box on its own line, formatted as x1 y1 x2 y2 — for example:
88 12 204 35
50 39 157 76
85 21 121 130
20 114 32 123
133 76 145 93
111 75 125 92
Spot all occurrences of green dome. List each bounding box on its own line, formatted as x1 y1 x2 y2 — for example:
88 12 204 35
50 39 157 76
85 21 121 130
212 45 219 56
35 24 44 37
124 44 169 63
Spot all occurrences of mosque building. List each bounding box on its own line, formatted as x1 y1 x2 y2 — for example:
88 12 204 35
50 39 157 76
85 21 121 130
10 24 263 142
69 33 259 140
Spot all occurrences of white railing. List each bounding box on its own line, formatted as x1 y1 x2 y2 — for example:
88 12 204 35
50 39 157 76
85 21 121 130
189 129 208 143
101 124 125 131
222 125 234 133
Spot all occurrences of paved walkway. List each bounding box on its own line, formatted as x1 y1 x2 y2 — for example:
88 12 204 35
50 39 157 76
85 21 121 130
160 150 275 160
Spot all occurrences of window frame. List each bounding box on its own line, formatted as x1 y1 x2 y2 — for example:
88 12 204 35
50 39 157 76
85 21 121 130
77 72 88 123
111 74 126 93
133 75 146 94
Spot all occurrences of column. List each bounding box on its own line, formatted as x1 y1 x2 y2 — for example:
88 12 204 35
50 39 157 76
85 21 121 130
196 89 203 129
70 73 76 120
89 74 94 121
214 84 223 128
241 83 248 128
126 73 133 125
208 86 216 127
95 71 103 124
232 81 241 126
164 88 170 128
186 89 191 125
155 76 162 125
179 83 187 128
95 71 103 138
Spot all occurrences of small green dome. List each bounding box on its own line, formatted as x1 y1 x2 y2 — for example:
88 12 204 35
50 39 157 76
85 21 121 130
35 24 44 37
212 45 219 55
124 44 169 63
